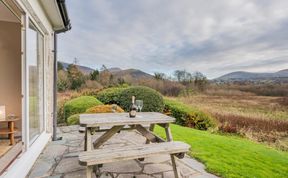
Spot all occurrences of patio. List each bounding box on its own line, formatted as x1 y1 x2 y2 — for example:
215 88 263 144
27 126 217 178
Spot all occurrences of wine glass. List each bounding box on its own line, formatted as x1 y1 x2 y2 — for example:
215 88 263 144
136 100 143 112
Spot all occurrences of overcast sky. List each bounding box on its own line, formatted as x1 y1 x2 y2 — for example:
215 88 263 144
58 0 288 79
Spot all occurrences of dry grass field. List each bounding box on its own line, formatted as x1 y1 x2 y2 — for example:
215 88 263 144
180 94 288 120
176 93 288 150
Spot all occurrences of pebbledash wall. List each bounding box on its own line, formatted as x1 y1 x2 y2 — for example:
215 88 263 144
1 0 58 177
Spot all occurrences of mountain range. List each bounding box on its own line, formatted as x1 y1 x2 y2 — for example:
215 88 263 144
61 62 95 75
60 62 153 79
215 69 288 81
60 62 288 82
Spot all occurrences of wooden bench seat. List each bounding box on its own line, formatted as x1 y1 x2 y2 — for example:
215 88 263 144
79 141 190 178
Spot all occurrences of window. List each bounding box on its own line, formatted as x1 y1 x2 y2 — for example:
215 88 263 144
26 21 44 142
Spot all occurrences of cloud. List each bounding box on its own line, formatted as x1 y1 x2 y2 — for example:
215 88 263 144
58 0 288 78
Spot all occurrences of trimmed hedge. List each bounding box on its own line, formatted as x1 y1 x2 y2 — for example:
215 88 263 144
96 88 126 105
164 99 215 130
67 114 80 125
86 104 124 113
67 105 124 125
118 86 164 112
64 96 102 120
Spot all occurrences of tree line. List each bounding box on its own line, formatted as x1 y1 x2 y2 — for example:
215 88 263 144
57 62 209 96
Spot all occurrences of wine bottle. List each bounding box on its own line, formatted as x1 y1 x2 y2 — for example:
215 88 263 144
129 96 137 118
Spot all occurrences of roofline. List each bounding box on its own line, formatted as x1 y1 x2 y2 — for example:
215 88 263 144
56 0 71 33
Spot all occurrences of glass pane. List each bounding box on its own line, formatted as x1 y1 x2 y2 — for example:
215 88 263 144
27 21 44 142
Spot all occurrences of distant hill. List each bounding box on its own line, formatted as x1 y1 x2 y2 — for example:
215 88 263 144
109 68 153 80
59 62 153 80
215 69 288 82
108 67 122 73
60 62 95 75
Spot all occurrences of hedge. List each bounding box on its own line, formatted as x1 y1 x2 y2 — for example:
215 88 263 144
164 98 215 130
118 86 164 112
67 105 124 125
64 96 102 121
67 114 80 125
96 87 126 105
86 104 124 113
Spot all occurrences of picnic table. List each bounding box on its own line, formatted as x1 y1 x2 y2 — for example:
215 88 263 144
79 112 190 178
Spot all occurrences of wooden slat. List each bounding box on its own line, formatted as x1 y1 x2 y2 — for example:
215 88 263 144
79 141 190 166
0 118 20 123
135 125 164 143
79 112 175 127
93 126 124 149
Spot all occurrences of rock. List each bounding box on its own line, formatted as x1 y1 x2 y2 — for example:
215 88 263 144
54 157 85 174
64 169 96 178
28 159 55 178
143 163 172 174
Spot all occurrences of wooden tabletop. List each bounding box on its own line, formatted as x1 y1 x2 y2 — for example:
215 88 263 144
0 117 20 122
80 112 175 127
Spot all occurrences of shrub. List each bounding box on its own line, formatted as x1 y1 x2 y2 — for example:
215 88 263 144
57 70 70 92
67 114 80 125
118 86 164 112
67 64 85 90
57 99 67 124
214 113 288 133
67 105 124 125
86 104 124 113
164 99 215 130
64 96 102 120
80 88 102 97
96 87 126 105
84 80 103 89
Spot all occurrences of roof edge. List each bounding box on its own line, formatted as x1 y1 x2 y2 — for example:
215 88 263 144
56 0 71 33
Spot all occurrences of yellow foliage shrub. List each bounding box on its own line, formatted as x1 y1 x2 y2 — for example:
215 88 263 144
86 104 124 113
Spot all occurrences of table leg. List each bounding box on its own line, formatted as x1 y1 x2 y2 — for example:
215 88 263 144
85 128 92 151
8 121 15 145
135 125 165 143
165 124 179 178
165 124 173 142
145 124 155 144
93 125 124 149
86 166 93 178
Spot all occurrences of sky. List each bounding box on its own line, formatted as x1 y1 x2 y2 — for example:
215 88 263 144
58 0 288 79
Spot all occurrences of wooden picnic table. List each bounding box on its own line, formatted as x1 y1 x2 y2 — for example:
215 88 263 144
79 112 182 178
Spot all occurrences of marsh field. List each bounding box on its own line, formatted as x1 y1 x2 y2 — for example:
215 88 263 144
171 93 288 150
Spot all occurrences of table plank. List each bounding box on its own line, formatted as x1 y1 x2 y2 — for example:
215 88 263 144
79 141 190 166
0 118 20 122
80 112 175 127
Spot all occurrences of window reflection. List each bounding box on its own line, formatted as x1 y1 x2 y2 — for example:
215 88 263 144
27 21 44 142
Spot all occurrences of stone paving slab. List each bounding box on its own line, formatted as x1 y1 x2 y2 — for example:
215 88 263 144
27 125 217 178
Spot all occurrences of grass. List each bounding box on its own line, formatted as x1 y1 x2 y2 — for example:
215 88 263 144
154 124 288 178
179 95 288 120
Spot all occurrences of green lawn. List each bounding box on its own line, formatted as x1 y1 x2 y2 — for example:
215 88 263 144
155 124 288 178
